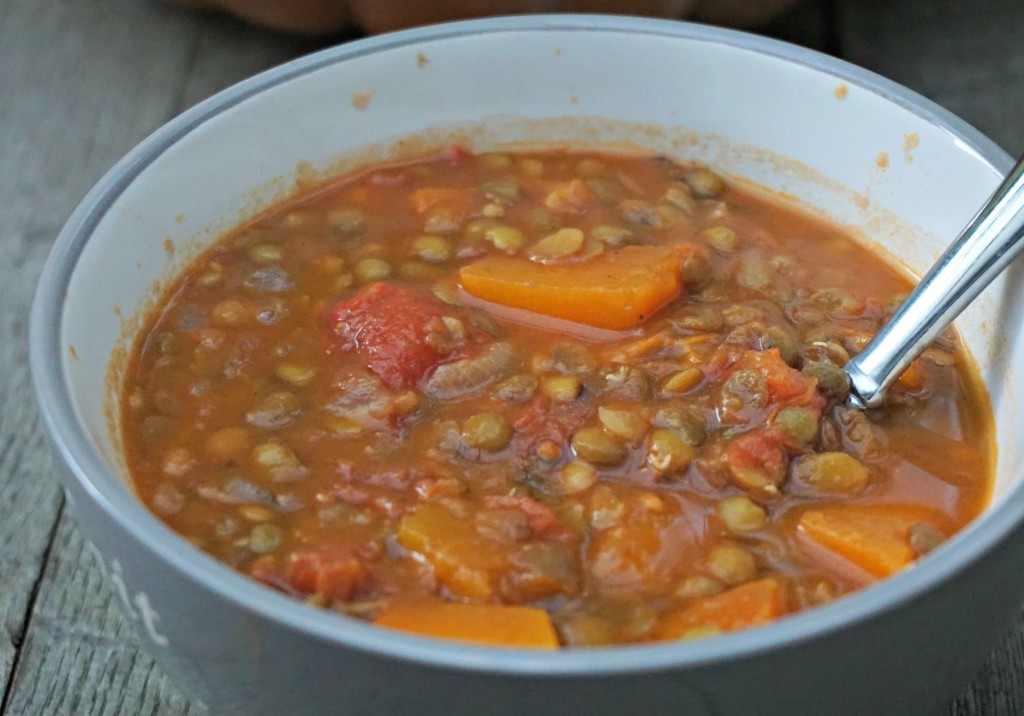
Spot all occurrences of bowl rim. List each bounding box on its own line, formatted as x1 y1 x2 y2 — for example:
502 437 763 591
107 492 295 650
30 13 1018 676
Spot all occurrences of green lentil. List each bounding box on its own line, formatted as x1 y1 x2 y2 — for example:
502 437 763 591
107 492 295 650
328 207 367 236
557 461 599 495
461 413 513 452
705 226 739 253
275 363 316 387
792 452 869 493
590 224 634 246
597 406 648 442
484 225 526 252
717 496 768 533
354 257 393 283
706 543 757 585
529 228 584 262
773 406 820 444
541 375 583 401
249 523 283 554
684 168 726 198
411 235 452 263
648 429 696 475
572 427 627 466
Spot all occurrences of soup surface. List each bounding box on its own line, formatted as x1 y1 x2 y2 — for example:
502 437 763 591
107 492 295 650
122 147 993 648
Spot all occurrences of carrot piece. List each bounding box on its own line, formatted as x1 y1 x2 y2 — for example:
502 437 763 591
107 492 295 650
374 601 559 649
459 245 685 331
798 505 939 578
657 578 787 639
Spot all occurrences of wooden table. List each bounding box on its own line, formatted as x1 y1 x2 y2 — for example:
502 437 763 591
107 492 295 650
1 0 1021 712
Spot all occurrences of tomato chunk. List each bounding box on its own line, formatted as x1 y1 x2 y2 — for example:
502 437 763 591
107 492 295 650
329 283 479 390
722 428 789 491
287 552 368 602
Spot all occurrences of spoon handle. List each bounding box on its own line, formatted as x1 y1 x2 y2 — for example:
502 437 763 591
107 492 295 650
846 156 1024 409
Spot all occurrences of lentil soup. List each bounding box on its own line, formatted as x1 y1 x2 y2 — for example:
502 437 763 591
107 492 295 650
122 147 993 648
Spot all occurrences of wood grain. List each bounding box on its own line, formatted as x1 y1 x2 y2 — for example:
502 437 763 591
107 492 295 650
2 519 196 716
0 236 63 707
0 0 208 707
951 613 1024 716
0 0 311 712
0 0 202 240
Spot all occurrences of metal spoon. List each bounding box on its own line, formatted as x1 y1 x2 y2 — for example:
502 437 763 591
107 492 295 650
846 155 1024 409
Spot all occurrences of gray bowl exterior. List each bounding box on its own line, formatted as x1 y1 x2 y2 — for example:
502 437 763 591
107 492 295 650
32 15 1024 716
59 452 1024 716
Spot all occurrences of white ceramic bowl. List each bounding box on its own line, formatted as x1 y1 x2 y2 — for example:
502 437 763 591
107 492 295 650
31 15 1024 716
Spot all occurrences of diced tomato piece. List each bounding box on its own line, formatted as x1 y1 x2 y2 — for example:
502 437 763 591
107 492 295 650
722 428 788 489
318 558 367 601
511 396 589 461
248 555 287 591
743 349 824 410
725 430 787 471
288 552 367 602
438 144 474 165
288 552 322 594
713 348 827 436
482 495 574 542
586 487 699 595
329 283 479 390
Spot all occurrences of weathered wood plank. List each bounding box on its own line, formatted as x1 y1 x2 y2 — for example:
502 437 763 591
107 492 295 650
3 0 1021 714
836 0 1024 156
0 0 314 712
950 612 1024 716
0 0 210 705
2 518 197 716
0 236 63 706
0 0 205 240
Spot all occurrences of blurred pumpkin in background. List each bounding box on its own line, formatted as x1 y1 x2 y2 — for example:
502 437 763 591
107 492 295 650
166 0 800 35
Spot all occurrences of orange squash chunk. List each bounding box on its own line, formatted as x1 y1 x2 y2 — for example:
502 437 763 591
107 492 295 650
459 245 685 331
397 503 509 599
586 492 697 595
658 578 787 639
374 601 559 649
798 505 941 578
